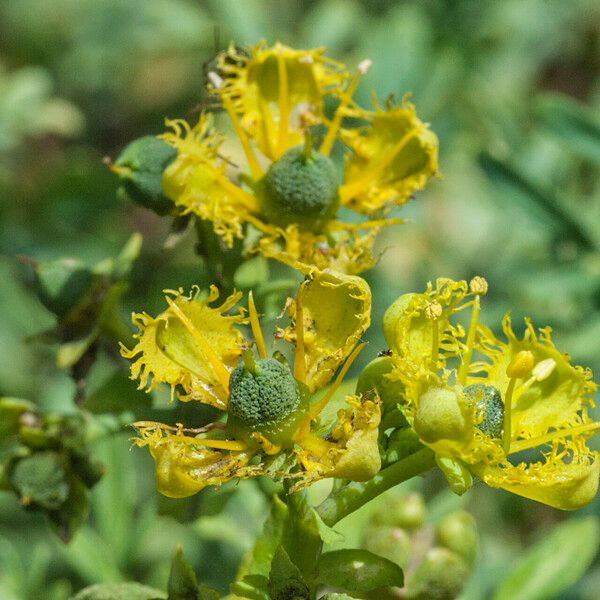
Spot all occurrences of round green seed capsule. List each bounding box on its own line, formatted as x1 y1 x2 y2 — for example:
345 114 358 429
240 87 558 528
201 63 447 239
259 144 339 232
463 384 503 439
227 357 308 448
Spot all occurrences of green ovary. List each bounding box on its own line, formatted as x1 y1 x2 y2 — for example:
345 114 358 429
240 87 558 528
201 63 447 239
227 358 308 448
259 145 339 232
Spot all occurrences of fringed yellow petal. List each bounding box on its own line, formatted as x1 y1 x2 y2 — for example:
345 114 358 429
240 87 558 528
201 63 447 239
160 115 257 247
280 267 372 392
133 424 261 498
339 98 438 213
387 277 600 510
292 394 381 491
121 286 246 409
214 42 350 160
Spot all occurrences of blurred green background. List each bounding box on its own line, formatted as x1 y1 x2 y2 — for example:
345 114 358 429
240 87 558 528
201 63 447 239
1 0 600 598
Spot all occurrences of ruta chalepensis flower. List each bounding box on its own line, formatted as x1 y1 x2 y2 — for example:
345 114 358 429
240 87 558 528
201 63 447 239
159 41 438 274
379 277 599 510
120 266 379 497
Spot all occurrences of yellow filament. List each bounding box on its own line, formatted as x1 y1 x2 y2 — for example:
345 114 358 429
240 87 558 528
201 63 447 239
220 95 263 180
431 319 439 370
508 422 600 455
165 297 231 393
328 217 406 231
293 294 307 384
212 168 259 212
458 296 480 385
294 343 366 442
276 50 290 157
502 377 517 454
320 73 361 156
258 95 276 159
338 126 421 202
248 291 267 359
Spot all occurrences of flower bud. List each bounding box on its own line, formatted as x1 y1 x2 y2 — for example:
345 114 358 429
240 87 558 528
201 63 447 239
112 135 177 215
260 144 339 232
414 387 469 444
435 510 478 565
382 293 416 353
363 525 411 567
408 547 470 600
372 492 426 530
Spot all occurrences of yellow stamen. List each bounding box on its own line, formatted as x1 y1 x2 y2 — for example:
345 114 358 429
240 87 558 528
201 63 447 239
258 95 276 159
458 296 480 385
248 291 267 359
294 343 366 442
212 168 259 212
320 72 362 156
293 294 307 384
165 296 231 393
509 422 600 454
328 217 406 231
502 377 516 454
133 422 247 451
220 95 263 180
338 126 421 202
276 48 290 157
431 319 440 370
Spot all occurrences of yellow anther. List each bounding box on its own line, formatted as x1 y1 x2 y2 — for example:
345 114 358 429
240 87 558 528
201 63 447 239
532 358 556 382
506 350 535 379
469 276 488 296
424 300 443 320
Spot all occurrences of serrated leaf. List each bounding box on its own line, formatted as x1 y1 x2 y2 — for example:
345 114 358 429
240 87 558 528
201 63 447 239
535 94 600 164
493 516 600 600
167 545 198 600
317 549 404 593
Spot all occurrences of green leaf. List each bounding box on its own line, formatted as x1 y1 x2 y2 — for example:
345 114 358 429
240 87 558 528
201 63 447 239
317 549 404 593
268 545 309 600
230 575 269 600
71 582 167 600
535 93 600 164
493 516 600 600
167 545 198 600
197 584 220 600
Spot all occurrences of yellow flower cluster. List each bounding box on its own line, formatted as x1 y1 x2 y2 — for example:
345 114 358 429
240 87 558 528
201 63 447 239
160 41 438 274
121 266 380 497
383 277 599 510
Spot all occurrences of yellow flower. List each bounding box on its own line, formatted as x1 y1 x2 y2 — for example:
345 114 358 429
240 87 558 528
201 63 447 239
121 268 379 497
383 277 600 510
160 41 438 275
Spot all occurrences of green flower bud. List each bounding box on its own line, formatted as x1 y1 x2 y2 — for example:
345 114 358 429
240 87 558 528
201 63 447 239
363 525 411 567
414 387 469 444
227 357 308 448
72 582 166 600
409 547 470 600
356 355 407 420
9 452 69 510
463 384 503 439
113 135 177 215
383 427 424 466
435 510 478 566
372 492 426 530
382 293 416 353
260 144 339 232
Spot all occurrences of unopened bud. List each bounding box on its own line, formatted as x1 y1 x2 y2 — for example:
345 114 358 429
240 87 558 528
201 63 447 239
409 547 470 600
414 387 469 444
363 525 411 567
435 510 478 565
506 350 535 379
372 492 426 530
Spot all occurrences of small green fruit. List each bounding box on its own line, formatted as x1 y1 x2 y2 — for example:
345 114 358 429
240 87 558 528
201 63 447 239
260 145 339 232
409 547 470 600
363 525 411 567
227 358 308 447
435 510 478 565
372 492 426 530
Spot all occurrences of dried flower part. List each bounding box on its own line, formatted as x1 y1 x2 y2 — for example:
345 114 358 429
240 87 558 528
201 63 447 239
385 277 599 510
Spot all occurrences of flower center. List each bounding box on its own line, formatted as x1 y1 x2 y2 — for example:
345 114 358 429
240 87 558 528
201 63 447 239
227 357 308 448
463 384 503 439
259 143 339 233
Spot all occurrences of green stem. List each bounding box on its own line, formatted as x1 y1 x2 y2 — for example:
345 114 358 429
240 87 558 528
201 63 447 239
316 448 436 526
